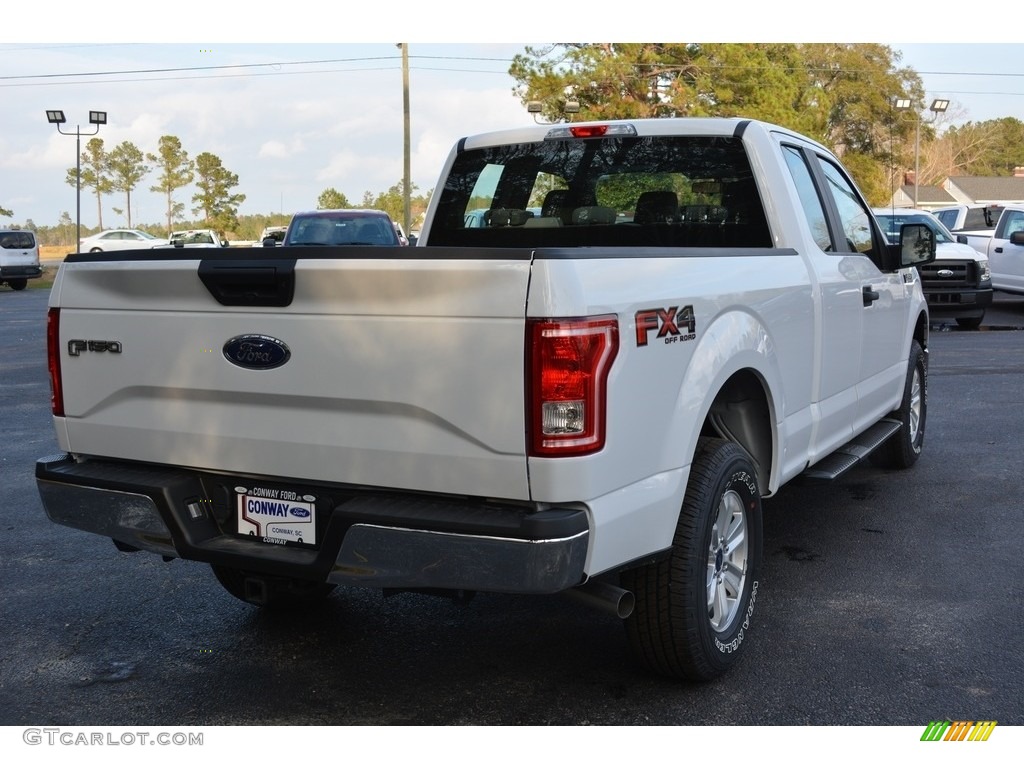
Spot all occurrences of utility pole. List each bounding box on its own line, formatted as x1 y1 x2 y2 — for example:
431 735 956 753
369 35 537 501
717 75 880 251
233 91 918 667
400 43 411 239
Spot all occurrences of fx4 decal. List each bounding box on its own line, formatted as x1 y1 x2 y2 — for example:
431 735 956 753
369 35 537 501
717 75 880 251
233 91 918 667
635 306 696 347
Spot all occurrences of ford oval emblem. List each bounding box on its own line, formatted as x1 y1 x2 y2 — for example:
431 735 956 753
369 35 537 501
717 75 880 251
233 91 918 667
223 334 291 370
937 268 955 277
290 507 311 519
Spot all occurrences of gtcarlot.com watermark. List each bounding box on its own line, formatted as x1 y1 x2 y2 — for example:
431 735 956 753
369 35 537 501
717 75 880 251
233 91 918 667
23 728 203 747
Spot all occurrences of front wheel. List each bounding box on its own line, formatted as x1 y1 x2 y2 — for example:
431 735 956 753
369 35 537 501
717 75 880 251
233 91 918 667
8 279 27 291
872 339 926 469
622 438 763 681
955 315 983 330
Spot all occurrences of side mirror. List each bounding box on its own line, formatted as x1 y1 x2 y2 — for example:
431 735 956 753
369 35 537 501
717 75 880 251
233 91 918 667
899 223 935 267
1010 231 1024 246
956 234 968 244
262 237 278 247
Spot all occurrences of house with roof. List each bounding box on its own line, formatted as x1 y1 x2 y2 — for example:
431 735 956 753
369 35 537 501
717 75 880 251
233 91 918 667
887 168 1024 210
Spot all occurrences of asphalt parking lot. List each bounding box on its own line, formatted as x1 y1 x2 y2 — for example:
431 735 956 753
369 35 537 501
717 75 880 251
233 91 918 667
1 286 1022 726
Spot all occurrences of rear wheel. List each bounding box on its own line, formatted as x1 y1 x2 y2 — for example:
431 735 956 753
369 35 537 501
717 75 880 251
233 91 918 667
211 565 336 610
873 339 926 469
8 279 27 291
622 438 763 681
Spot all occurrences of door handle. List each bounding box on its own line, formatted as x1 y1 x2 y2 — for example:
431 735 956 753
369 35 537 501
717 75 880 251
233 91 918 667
994 247 1003 253
862 285 880 307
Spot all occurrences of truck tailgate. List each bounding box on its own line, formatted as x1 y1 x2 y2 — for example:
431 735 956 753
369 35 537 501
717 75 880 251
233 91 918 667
50 251 533 500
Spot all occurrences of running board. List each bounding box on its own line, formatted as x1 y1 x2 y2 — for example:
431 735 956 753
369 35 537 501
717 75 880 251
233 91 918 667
798 419 902 482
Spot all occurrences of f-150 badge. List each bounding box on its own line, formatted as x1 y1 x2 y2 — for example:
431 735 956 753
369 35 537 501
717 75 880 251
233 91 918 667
635 305 696 346
223 334 291 370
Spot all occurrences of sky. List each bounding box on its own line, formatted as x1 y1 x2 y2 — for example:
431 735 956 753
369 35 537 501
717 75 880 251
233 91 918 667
2 6 1022 230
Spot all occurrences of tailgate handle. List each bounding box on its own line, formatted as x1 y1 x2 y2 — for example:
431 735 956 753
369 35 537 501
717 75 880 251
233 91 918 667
198 259 296 306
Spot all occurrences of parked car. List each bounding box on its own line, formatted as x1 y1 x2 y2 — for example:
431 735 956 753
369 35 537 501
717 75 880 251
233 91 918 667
160 229 228 248
78 229 169 252
282 210 400 246
254 225 288 247
0 228 42 291
874 208 992 329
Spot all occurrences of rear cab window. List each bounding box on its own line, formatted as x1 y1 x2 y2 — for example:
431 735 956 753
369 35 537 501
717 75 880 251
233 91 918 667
428 132 772 249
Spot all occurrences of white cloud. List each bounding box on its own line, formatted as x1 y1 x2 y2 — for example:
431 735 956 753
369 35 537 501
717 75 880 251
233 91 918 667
259 138 305 159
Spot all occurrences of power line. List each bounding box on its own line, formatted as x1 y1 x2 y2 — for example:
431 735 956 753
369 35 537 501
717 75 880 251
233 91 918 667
0 54 515 83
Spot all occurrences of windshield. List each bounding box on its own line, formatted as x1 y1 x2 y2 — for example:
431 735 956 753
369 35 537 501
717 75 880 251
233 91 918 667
285 213 398 246
171 231 217 245
874 212 955 245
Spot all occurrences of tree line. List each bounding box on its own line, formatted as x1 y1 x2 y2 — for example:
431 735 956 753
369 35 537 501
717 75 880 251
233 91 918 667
315 182 432 231
509 43 1024 205
16 178 434 248
63 135 245 237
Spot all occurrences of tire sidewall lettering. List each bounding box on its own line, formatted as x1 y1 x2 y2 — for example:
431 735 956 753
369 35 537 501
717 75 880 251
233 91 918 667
714 580 759 653
705 465 761 659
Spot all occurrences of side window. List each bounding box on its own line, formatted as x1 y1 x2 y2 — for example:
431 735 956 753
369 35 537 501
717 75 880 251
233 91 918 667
818 158 877 257
781 145 832 251
997 210 1024 238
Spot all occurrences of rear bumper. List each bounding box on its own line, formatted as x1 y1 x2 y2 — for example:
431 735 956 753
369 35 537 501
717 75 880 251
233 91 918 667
35 453 589 594
0 265 43 279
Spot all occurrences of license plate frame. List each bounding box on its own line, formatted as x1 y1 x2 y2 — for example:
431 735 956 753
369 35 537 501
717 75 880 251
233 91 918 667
235 485 317 547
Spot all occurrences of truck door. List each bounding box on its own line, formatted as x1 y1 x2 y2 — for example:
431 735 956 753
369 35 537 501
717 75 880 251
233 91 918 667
989 209 1024 293
813 157 910 430
780 145 864 457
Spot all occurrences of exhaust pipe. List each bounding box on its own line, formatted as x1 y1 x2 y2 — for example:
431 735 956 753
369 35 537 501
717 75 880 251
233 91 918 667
567 580 634 619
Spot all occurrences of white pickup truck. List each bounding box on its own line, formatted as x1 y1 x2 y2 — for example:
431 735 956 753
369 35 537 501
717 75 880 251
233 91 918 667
36 118 935 681
932 203 1003 255
932 204 1024 292
984 206 1024 294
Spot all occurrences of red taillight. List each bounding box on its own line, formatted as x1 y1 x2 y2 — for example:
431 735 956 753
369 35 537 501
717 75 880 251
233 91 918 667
47 308 64 417
527 316 618 457
569 125 609 138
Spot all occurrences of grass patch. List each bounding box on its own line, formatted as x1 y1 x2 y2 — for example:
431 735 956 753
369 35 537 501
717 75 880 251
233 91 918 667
28 265 58 291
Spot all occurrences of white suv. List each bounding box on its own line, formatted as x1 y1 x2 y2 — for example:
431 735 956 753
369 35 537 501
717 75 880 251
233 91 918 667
0 229 42 291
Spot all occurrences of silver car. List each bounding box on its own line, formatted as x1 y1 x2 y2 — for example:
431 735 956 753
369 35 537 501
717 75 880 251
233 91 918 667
78 229 169 252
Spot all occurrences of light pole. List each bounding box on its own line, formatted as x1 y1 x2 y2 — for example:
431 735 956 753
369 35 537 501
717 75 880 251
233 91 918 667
895 98 948 208
46 109 107 251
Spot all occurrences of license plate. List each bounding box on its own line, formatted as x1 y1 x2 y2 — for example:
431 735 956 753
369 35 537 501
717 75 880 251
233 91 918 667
235 486 316 546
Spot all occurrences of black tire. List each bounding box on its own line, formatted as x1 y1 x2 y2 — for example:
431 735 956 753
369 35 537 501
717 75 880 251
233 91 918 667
955 315 983 330
8 279 27 291
873 339 926 469
210 564 336 611
622 438 763 681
